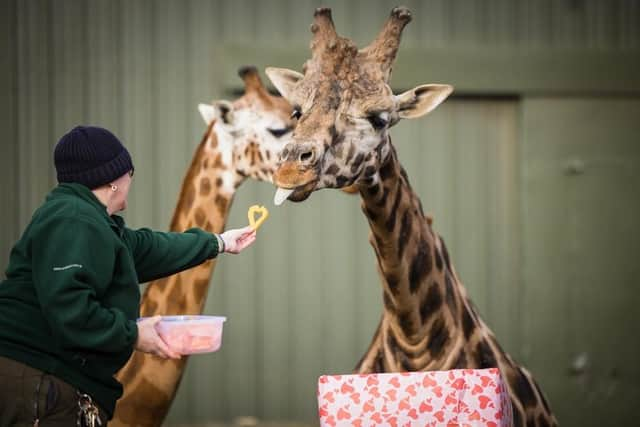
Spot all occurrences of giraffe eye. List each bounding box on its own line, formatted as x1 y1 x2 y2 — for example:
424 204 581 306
291 107 302 120
267 126 293 138
367 113 388 130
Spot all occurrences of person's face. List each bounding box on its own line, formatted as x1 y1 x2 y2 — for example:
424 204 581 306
111 169 134 212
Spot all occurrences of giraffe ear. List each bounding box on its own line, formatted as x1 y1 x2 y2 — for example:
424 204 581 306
395 84 453 119
198 103 216 124
199 100 235 125
265 67 304 101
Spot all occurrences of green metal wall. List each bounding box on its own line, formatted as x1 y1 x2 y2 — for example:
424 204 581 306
1 1 639 426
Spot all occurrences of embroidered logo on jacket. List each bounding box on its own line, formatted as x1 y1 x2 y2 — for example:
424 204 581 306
52 264 83 271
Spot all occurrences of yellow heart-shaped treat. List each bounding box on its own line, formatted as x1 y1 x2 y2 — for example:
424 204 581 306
248 205 269 230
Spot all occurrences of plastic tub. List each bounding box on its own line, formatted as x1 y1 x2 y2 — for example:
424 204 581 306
153 315 226 355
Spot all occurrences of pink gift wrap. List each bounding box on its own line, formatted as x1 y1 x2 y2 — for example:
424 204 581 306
317 368 513 427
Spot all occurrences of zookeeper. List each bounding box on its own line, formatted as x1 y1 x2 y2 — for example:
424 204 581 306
0 126 257 426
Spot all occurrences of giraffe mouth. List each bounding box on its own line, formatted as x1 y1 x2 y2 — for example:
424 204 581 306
273 182 317 205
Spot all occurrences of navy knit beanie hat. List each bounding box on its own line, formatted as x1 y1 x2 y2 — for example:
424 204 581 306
54 126 134 189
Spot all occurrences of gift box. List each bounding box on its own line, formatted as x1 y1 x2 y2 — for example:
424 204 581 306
317 368 512 427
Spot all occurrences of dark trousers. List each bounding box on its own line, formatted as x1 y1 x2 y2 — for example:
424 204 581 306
0 356 107 427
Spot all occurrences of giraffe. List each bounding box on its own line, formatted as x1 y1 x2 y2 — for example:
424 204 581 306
110 67 294 427
266 7 558 427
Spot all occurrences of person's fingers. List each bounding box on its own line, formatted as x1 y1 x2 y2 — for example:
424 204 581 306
156 335 181 359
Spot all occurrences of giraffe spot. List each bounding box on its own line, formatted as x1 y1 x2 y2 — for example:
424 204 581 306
409 239 432 293
213 154 224 169
192 277 210 303
141 297 159 316
215 195 228 217
204 221 214 232
511 399 523 427
376 185 389 206
397 209 411 259
453 351 467 369
385 273 400 295
397 310 414 334
265 150 271 160
378 156 394 180
335 175 350 187
420 283 443 324
215 177 223 187
427 318 449 358
537 414 553 427
166 285 188 314
365 183 379 197
363 165 376 178
373 349 385 373
345 143 356 162
398 351 413 371
194 208 206 226
200 178 211 196
116 351 144 385
434 247 443 271
325 164 340 176
386 329 398 351
364 205 378 222
183 184 196 211
475 340 497 369
328 125 338 143
382 291 394 312
533 377 553 417
444 273 458 313
202 158 209 169
510 367 538 408
384 183 402 232
350 153 365 174
462 307 476 340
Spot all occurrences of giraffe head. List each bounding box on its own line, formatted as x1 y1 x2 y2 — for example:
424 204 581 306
266 7 452 204
198 66 294 192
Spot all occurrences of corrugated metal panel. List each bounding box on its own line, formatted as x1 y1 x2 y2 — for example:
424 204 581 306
1 0 638 425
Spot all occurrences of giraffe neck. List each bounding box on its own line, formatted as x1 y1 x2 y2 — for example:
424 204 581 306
354 143 558 426
112 123 237 426
355 143 475 374
360 144 464 339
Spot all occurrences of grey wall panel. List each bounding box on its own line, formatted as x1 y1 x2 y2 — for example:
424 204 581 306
521 97 640 426
0 0 18 271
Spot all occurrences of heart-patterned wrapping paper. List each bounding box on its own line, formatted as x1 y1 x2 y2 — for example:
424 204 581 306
317 368 512 427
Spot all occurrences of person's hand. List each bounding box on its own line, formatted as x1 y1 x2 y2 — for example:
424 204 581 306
135 316 181 359
219 226 257 254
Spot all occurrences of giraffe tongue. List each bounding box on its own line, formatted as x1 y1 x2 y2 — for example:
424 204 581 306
274 187 295 206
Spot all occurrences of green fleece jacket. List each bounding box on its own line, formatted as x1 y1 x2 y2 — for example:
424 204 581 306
0 183 219 419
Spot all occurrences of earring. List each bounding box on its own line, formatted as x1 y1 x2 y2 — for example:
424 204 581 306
111 184 118 192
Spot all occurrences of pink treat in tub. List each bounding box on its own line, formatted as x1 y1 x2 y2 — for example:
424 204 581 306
152 315 226 355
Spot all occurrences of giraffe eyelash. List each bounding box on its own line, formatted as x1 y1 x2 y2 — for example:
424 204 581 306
267 126 293 138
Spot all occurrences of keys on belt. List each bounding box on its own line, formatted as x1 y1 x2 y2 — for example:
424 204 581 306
77 393 102 427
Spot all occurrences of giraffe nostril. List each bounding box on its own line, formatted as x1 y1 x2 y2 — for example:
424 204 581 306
299 150 314 163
